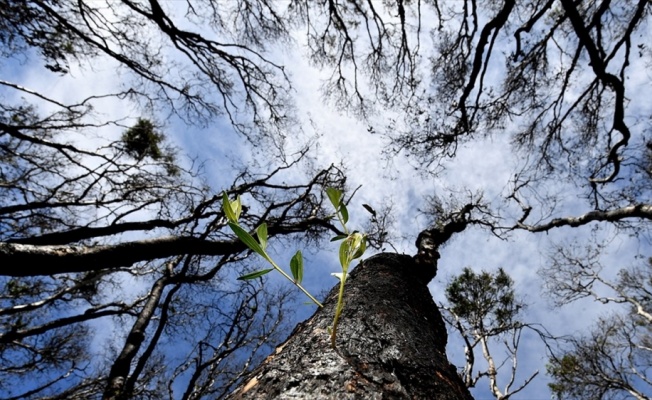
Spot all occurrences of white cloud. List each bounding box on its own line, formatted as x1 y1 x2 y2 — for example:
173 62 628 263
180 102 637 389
3 3 651 399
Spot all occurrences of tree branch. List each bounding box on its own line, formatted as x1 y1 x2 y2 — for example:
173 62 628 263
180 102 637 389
0 237 244 276
517 204 652 232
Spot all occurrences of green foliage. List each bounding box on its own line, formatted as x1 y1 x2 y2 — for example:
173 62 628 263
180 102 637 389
0 1 85 73
326 188 368 348
237 269 274 280
222 192 242 223
222 192 320 307
541 257 652 400
222 188 369 349
290 250 304 284
122 119 164 160
228 222 267 259
547 355 581 399
121 119 180 176
446 267 522 333
443 267 540 396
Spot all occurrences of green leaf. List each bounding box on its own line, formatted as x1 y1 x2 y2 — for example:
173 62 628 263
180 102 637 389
338 233 367 269
228 222 266 257
290 250 304 284
231 195 242 220
257 223 268 250
222 192 237 222
238 268 274 280
351 233 367 260
339 202 349 224
330 234 348 242
339 239 350 269
326 187 342 208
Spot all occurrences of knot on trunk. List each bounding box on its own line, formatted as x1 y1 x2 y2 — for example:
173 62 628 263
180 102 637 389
413 229 441 282
413 203 474 282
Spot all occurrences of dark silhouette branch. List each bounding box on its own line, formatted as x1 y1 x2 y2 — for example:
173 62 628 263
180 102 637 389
0 237 244 276
558 0 647 184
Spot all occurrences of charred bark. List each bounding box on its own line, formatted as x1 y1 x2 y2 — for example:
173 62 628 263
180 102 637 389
226 253 473 399
0 237 244 276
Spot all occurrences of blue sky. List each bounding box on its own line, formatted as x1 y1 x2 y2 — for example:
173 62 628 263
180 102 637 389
2 1 651 399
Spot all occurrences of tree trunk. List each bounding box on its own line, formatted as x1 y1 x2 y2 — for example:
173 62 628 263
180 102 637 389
226 253 473 399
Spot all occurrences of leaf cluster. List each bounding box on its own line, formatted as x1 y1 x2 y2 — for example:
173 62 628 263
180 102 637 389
222 187 369 349
325 187 367 348
222 192 319 306
121 119 179 176
446 267 523 334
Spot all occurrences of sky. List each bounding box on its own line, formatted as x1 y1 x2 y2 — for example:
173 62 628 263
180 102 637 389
271 35 644 399
2 1 651 399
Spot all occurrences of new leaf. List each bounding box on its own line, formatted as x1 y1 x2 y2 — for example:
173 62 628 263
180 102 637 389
228 222 267 259
326 187 342 209
238 269 274 280
290 250 304 284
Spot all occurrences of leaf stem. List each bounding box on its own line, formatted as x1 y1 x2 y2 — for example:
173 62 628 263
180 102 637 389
336 210 350 235
267 256 323 308
330 273 347 348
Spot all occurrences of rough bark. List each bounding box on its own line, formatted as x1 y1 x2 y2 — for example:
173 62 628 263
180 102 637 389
225 253 473 399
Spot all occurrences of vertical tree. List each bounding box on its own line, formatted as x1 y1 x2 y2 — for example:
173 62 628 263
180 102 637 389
224 253 472 399
441 267 542 400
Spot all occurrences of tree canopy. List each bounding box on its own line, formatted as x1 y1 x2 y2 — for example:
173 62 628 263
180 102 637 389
1 0 651 399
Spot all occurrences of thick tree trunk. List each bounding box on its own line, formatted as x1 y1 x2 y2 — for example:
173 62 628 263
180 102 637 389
226 253 473 399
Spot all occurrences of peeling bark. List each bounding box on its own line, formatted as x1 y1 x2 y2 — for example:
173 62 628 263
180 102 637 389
226 253 473 399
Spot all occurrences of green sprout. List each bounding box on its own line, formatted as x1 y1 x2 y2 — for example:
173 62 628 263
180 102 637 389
221 192 323 307
325 188 367 349
222 188 369 349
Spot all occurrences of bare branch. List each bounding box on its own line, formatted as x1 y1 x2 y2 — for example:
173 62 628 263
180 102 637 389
517 204 652 232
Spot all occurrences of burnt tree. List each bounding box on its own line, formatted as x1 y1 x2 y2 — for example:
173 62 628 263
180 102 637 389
226 250 473 399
